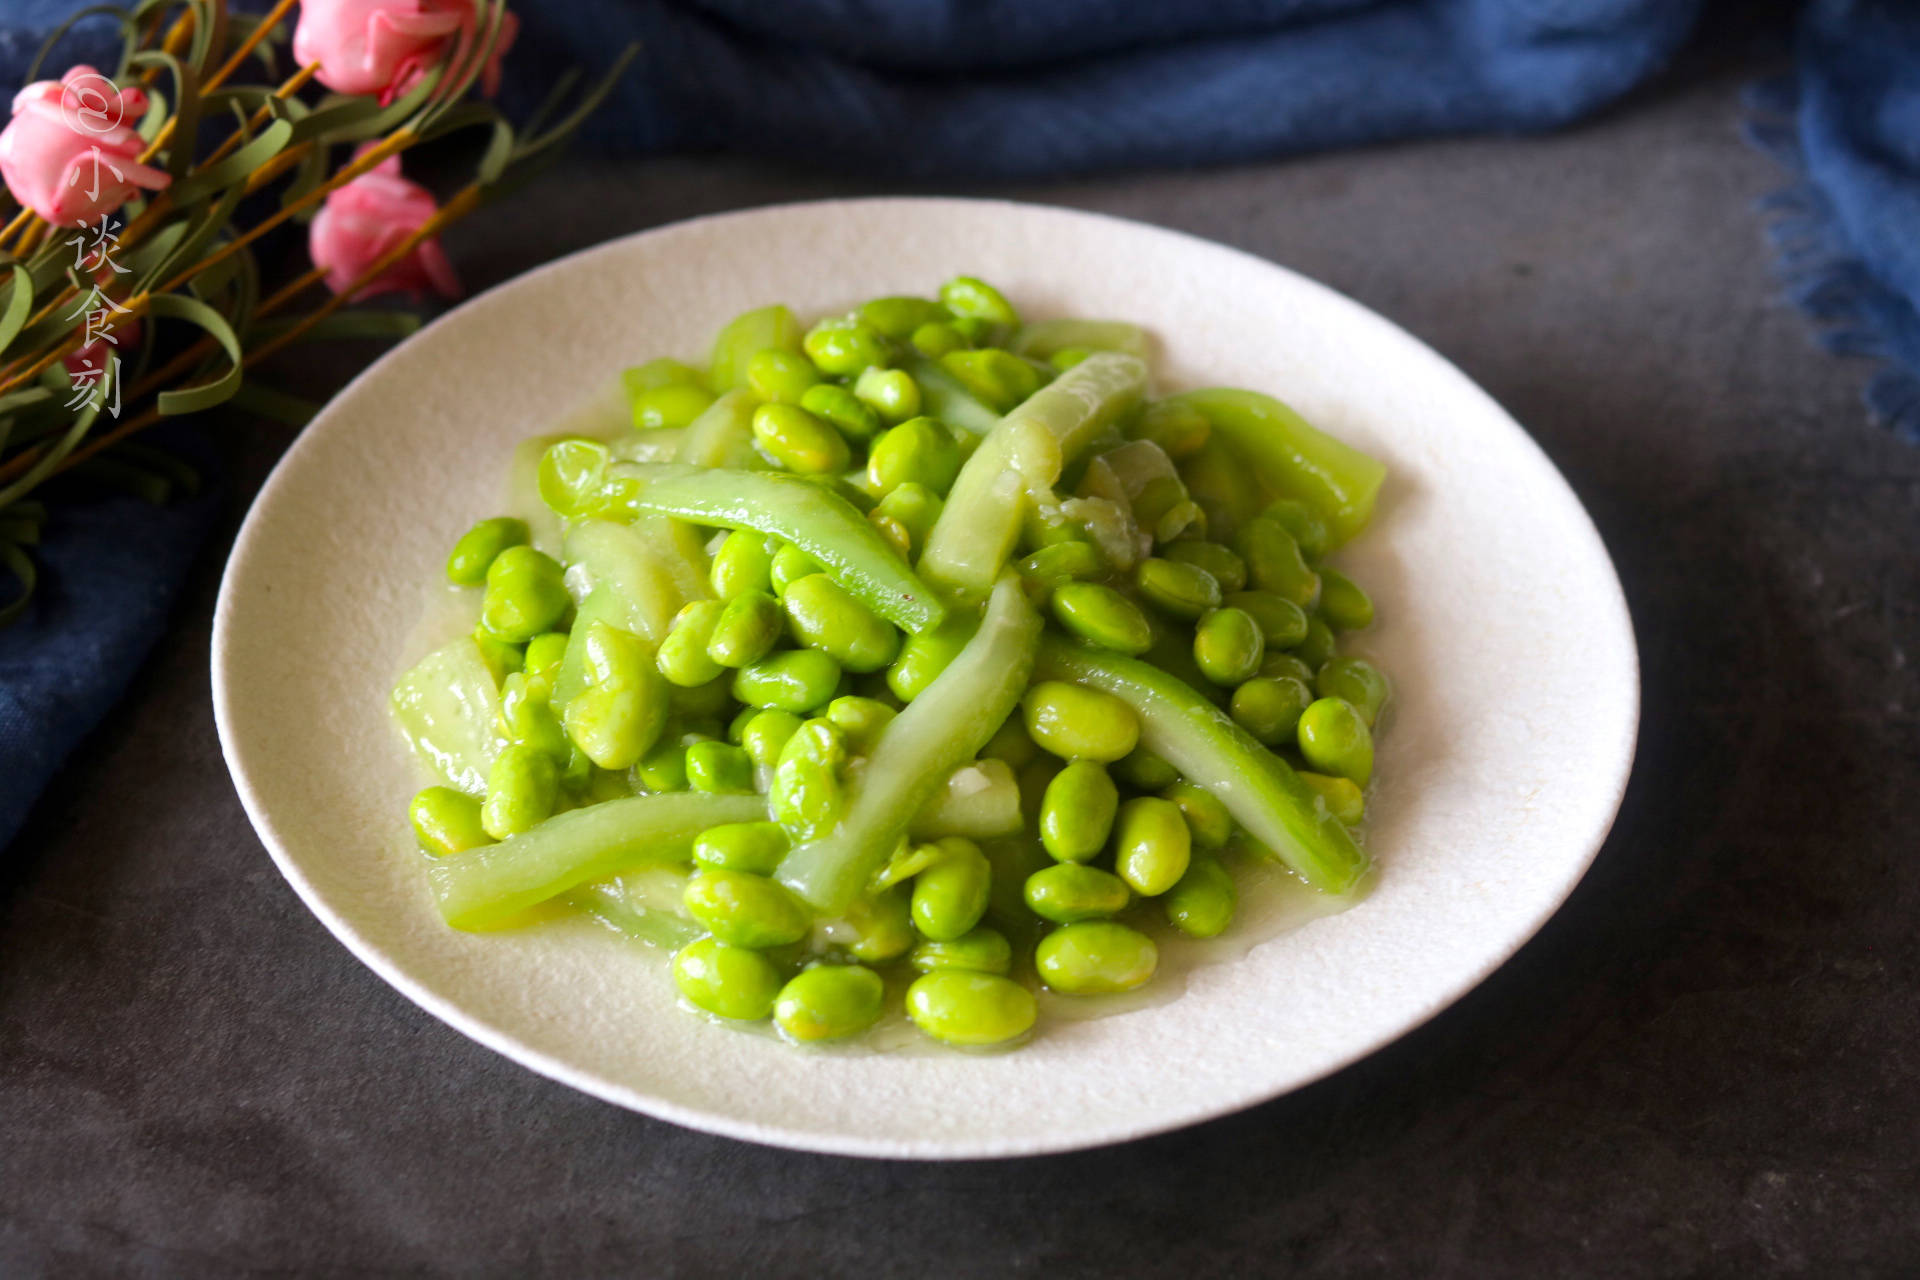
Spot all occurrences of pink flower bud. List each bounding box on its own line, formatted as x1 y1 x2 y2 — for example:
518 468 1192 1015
308 151 460 302
292 0 519 104
0 66 171 227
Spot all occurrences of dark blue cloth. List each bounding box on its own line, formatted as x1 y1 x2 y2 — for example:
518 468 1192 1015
1746 0 1920 441
0 0 1914 851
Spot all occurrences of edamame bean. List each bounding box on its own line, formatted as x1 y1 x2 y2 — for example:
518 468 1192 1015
844 886 914 962
1135 401 1211 460
1259 650 1316 684
939 349 1043 413
1160 780 1233 850
1163 539 1246 592
657 600 727 686
825 695 895 754
522 631 568 681
910 320 968 358
727 703 758 743
583 766 633 804
1113 796 1191 896
480 744 559 839
735 649 842 712
1017 541 1106 596
1298 771 1365 824
1316 655 1390 726
909 926 1013 975
685 740 754 793
1112 747 1179 792
854 366 922 425
1317 568 1375 630
746 347 820 404
886 616 972 702
581 621 651 691
1049 581 1152 655
632 381 716 430
770 754 843 836
980 715 1038 770
1024 864 1131 923
500 671 569 759
1039 760 1118 863
622 356 706 396
774 964 885 1042
672 937 784 1020
1163 855 1236 938
1230 675 1313 746
1297 697 1374 786
906 970 1036 1046
938 276 1020 328
752 402 850 475
950 315 994 344
859 295 947 339
799 382 882 442
480 546 569 643
408 786 492 856
803 315 890 376
1021 681 1140 762
1193 607 1265 685
869 482 943 560
1294 615 1337 669
740 708 804 767
1223 590 1309 649
1260 498 1332 560
635 738 689 792
1036 922 1158 994
474 631 518 686
563 683 666 770
706 591 784 669
446 516 529 585
1237 517 1320 608
1134 557 1221 620
710 530 778 598
768 543 821 596
693 821 791 874
910 838 992 941
778 717 847 773
1049 346 1092 371
867 417 962 497
784 573 901 673
683 868 811 948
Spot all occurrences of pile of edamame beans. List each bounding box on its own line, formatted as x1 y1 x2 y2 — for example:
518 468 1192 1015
399 276 1391 1051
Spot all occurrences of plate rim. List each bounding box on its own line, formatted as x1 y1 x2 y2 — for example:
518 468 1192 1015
212 194 1640 1160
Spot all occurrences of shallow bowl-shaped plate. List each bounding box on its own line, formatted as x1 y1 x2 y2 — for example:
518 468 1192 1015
214 198 1637 1160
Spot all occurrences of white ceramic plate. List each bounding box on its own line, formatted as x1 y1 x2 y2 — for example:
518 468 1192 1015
213 198 1637 1160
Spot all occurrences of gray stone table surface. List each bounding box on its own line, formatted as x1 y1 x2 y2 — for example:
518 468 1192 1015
6 52 1920 1277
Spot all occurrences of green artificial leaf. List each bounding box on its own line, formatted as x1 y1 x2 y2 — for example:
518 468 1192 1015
113 440 200 495
169 117 292 204
0 265 35 352
248 309 421 344
128 50 201 182
0 541 37 627
147 293 243 415
228 381 318 426
0 405 100 510
420 102 515 186
69 455 171 504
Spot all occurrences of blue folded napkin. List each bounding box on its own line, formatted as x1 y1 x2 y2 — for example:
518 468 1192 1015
1 0 1916 851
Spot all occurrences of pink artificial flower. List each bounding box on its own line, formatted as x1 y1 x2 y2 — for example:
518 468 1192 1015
308 151 460 302
293 0 519 104
0 66 171 227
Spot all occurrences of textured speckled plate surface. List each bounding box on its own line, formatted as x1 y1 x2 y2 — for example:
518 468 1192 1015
212 198 1637 1160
